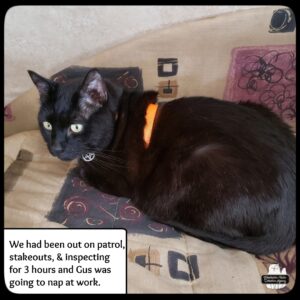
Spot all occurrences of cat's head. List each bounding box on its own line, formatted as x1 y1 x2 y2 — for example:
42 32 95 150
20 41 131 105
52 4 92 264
28 69 123 161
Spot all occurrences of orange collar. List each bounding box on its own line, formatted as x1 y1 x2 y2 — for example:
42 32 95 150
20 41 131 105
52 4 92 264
143 103 158 148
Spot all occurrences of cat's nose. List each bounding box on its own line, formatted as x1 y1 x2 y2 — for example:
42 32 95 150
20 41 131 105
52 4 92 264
51 142 64 154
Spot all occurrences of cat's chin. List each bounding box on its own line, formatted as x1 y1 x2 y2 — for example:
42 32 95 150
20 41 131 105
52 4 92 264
58 156 77 162
54 153 78 161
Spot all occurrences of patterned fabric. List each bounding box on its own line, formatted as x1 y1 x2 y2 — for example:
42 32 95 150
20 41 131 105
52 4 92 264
224 45 296 123
47 168 180 238
51 65 144 91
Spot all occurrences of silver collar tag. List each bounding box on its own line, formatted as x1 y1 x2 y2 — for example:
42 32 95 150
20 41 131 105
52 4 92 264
82 152 95 162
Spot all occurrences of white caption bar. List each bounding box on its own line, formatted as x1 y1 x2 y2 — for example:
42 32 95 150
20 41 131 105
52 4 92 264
4 229 126 294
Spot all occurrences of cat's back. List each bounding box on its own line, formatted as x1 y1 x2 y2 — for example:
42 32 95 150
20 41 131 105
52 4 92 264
161 96 289 130
157 96 294 150
151 96 295 181
138 96 295 254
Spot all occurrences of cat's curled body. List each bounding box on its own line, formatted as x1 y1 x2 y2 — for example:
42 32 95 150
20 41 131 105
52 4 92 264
29 68 295 255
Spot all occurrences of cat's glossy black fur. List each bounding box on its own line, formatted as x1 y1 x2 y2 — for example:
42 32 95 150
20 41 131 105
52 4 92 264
29 68 296 255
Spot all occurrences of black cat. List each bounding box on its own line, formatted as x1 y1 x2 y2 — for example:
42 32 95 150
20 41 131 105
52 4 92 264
28 68 296 255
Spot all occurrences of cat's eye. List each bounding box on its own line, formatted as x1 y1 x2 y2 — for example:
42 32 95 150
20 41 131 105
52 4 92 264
70 124 84 133
43 121 52 130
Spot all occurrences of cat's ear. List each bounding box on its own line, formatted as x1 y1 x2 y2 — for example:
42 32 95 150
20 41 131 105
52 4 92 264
27 70 53 96
78 69 108 118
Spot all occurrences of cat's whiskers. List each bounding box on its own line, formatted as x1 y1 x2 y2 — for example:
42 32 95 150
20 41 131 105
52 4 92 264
82 147 126 165
96 153 125 163
103 149 125 154
82 147 127 171
88 158 125 175
87 160 115 174
93 157 127 169
84 147 125 156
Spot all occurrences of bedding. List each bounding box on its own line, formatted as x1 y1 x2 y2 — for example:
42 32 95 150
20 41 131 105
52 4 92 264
4 6 295 293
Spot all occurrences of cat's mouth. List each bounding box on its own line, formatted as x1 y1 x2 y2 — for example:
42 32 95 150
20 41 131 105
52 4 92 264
50 149 80 161
55 152 77 161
